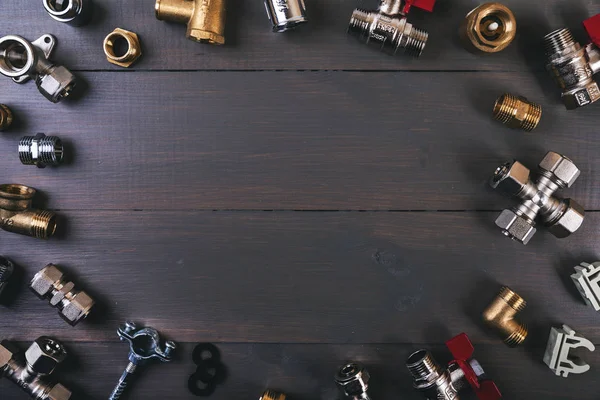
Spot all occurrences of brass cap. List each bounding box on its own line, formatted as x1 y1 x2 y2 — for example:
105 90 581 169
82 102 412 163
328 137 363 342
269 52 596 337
460 2 516 53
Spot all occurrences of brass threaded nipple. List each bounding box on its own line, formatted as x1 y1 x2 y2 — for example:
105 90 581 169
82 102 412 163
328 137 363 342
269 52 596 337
499 286 527 311
493 93 542 132
504 323 528 347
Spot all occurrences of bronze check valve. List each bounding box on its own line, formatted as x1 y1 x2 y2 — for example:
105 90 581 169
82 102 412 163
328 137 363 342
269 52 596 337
482 286 528 347
0 184 58 239
459 3 516 53
155 0 226 45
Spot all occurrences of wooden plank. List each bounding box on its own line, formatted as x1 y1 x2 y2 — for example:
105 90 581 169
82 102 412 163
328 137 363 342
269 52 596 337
3 0 600 71
0 211 598 344
1 342 597 399
2 71 600 210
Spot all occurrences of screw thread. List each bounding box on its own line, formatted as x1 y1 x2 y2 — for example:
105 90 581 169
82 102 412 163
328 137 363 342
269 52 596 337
406 350 441 381
0 104 13 131
348 9 373 39
19 135 64 167
504 323 528 347
498 286 527 311
109 363 137 400
403 25 428 58
544 28 577 56
493 93 542 132
261 390 286 400
30 210 57 239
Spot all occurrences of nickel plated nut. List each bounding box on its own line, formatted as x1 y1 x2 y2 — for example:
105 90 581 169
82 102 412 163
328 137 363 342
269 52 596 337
104 29 142 68
335 362 371 399
482 286 528 347
19 133 64 168
459 2 516 53
492 93 542 132
0 184 58 239
43 0 93 26
0 104 13 131
264 0 308 32
155 0 227 45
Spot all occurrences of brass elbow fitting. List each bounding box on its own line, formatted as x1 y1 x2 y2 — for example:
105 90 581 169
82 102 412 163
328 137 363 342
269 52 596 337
155 0 226 45
459 3 516 53
0 104 13 131
260 390 286 400
482 286 528 347
0 184 57 239
493 93 542 132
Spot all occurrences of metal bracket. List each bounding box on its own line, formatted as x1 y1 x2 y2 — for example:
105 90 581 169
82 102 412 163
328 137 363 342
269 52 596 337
543 325 595 377
572 262 600 311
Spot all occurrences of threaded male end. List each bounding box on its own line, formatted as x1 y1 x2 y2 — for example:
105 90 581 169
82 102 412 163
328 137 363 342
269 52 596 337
544 28 578 56
19 133 64 168
0 104 13 131
406 349 442 385
493 93 542 132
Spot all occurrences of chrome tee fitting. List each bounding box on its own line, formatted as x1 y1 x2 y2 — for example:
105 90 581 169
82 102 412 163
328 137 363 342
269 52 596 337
155 0 226 45
335 362 371 400
19 133 64 168
0 184 58 239
482 286 528 347
0 34 76 103
0 337 72 400
407 333 501 400
490 151 585 245
265 0 307 32
43 0 93 26
544 15 600 109
348 0 435 58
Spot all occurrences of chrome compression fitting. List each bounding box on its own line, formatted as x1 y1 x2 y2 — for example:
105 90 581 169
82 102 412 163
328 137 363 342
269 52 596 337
264 0 308 32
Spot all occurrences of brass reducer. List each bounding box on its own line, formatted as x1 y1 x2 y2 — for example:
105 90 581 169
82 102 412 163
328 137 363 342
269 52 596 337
104 28 142 68
260 390 286 400
0 184 58 239
482 286 528 347
0 104 13 131
155 0 226 45
460 2 516 53
493 93 542 132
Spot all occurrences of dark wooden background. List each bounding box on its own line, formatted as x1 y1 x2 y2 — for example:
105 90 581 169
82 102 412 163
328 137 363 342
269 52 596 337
1 0 600 398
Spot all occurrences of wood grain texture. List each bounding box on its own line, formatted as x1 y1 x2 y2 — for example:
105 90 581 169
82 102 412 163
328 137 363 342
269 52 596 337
3 0 600 71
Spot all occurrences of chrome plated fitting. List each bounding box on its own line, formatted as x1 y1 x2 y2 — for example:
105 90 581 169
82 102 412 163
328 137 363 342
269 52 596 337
490 151 585 245
407 333 501 400
482 286 528 347
264 0 307 32
260 390 286 400
571 262 600 311
0 257 15 299
0 336 72 400
19 133 64 168
0 184 58 239
30 264 95 325
43 0 93 26
348 0 435 58
544 15 600 109
335 362 371 400
0 34 76 103
543 325 595 377
0 104 13 131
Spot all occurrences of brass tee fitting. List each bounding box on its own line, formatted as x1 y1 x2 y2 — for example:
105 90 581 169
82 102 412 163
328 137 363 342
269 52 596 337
459 3 516 53
493 93 542 132
482 286 528 347
0 184 57 239
0 104 13 131
155 0 226 45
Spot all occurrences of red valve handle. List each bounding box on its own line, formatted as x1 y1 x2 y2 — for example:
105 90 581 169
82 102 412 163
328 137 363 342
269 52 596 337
584 14 600 48
402 0 436 14
445 333 502 400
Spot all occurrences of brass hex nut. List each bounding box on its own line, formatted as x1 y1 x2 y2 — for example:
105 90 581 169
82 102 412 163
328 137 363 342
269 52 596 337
25 337 67 375
103 28 142 68
460 2 516 53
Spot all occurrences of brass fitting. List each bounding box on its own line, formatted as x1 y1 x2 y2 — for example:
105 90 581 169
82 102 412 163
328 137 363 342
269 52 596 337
459 3 516 53
155 0 226 45
260 390 286 400
482 286 528 347
103 28 142 68
0 104 13 131
0 184 57 239
493 93 542 132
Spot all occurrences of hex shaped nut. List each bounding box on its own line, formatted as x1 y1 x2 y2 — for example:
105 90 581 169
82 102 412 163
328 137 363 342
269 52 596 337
48 383 72 400
495 209 537 245
35 66 77 103
335 363 370 397
61 291 95 325
460 3 516 53
562 81 600 109
546 199 585 238
538 152 580 188
490 161 531 196
0 340 17 368
103 28 142 68
25 337 67 376
30 265 63 298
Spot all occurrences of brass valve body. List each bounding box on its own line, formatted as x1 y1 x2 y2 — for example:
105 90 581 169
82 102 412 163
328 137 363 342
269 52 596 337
0 104 13 131
104 28 142 68
459 3 516 53
0 184 57 239
260 390 286 400
155 0 226 45
493 93 542 132
482 286 528 347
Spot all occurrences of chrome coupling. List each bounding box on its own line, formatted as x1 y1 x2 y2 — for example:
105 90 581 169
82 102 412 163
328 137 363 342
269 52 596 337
43 0 93 26
264 0 308 32
348 0 435 58
19 133 64 168
490 151 585 245
0 34 76 103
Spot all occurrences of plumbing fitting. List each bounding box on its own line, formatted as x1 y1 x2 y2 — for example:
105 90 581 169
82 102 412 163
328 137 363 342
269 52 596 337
571 262 600 311
42 0 93 26
261 390 286 400
482 286 528 347
155 0 226 45
407 333 501 400
30 264 95 326
459 3 516 53
492 93 542 132
543 324 595 377
109 321 176 400
0 104 13 131
19 133 64 168
0 184 58 239
348 0 435 58
0 34 76 103
544 14 600 109
0 336 71 400
0 257 15 299
103 28 143 68
490 151 584 245
265 0 307 32
335 362 371 400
